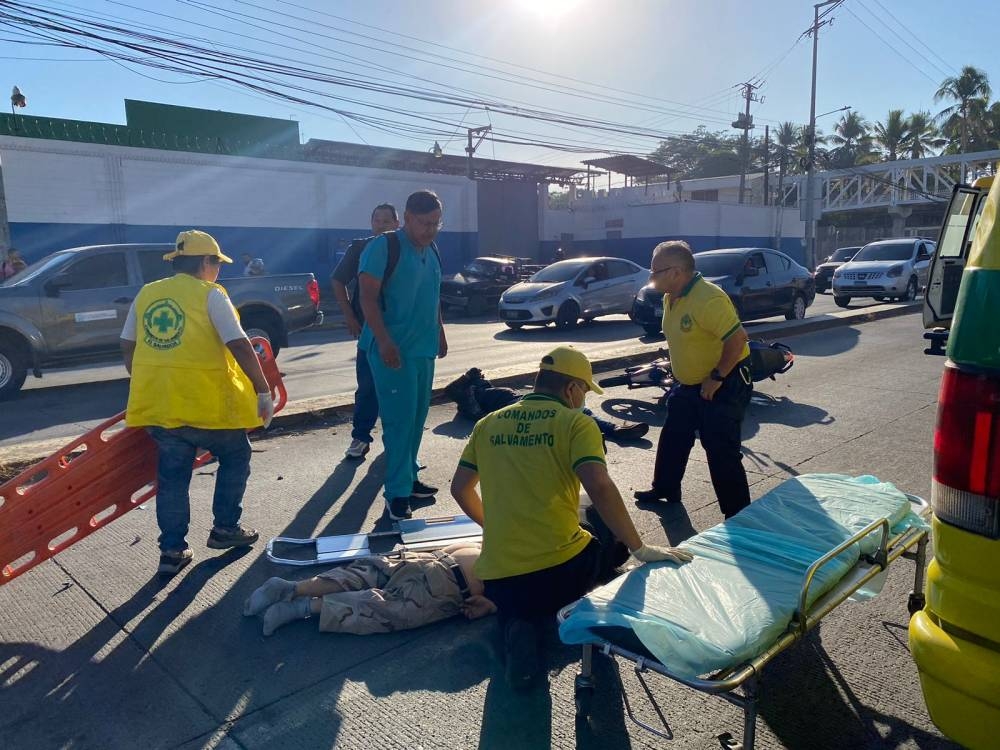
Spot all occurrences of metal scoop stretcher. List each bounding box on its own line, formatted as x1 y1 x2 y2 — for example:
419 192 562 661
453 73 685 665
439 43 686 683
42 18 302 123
265 514 482 566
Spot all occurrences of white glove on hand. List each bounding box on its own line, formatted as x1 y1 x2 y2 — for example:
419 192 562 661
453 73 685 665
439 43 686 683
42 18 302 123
632 544 694 565
257 392 275 429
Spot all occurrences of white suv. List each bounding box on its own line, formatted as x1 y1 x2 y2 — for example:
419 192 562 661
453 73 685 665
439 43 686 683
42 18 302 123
832 238 935 307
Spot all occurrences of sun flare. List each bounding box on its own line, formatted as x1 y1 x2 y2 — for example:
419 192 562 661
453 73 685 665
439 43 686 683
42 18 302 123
514 0 586 24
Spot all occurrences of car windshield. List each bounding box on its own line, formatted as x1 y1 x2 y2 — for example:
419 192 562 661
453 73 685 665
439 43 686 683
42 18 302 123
829 247 860 262
0 252 73 287
464 260 497 276
855 242 914 262
529 260 589 283
695 253 743 277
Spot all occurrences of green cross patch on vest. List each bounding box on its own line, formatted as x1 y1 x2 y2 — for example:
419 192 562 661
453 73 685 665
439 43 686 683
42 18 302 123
142 298 186 350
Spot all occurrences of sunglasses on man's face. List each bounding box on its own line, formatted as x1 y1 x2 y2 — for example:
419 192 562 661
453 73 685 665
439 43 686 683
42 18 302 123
650 265 679 277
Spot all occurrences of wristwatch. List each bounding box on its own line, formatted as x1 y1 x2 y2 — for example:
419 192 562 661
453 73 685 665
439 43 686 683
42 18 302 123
710 368 725 382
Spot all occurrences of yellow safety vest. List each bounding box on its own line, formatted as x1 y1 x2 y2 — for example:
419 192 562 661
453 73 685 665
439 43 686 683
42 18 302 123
125 274 260 430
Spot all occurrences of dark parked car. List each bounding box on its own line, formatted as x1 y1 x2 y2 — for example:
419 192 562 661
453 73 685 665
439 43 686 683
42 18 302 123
630 248 815 336
814 246 861 293
440 256 544 316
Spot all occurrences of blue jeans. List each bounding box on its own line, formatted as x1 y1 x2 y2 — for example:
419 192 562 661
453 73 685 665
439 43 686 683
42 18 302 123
352 348 379 443
148 426 252 552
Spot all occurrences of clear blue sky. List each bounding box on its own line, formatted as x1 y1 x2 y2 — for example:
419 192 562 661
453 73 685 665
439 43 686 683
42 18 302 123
4 0 997 179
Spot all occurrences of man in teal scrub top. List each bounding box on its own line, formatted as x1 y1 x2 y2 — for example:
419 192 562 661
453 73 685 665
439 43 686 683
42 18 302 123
358 189 448 521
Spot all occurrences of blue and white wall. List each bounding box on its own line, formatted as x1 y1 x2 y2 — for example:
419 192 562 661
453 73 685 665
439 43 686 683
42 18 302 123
0 135 479 280
540 188 808 266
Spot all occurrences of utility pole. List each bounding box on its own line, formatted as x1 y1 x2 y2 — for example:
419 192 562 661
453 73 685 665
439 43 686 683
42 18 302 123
465 125 492 180
733 82 761 205
803 0 841 270
762 124 770 207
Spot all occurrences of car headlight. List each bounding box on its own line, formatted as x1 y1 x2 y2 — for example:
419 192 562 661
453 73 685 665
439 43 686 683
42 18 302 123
532 286 560 301
833 270 842 279
886 264 904 278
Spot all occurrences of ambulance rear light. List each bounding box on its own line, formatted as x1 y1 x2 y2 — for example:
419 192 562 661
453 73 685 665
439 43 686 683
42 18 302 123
933 363 1000 539
307 278 320 308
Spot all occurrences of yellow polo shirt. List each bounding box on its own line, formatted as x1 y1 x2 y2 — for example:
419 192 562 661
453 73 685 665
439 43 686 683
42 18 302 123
458 393 605 580
661 273 749 385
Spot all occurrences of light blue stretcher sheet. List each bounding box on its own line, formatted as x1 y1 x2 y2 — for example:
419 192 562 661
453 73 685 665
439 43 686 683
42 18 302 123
559 474 928 679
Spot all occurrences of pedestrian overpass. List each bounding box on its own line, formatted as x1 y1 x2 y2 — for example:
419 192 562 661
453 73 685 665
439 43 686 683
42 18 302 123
788 150 1000 215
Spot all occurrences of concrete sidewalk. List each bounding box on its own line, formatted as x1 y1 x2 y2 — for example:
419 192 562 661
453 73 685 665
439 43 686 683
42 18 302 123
0 315 956 749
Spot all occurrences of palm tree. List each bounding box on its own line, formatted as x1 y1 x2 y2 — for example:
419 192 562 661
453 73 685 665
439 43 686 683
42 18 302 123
934 65 991 153
829 111 874 167
905 111 944 159
874 109 909 161
774 122 799 206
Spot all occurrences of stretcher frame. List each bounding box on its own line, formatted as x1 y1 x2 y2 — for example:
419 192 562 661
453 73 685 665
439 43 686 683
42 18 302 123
0 337 286 585
265 514 483 566
557 494 930 750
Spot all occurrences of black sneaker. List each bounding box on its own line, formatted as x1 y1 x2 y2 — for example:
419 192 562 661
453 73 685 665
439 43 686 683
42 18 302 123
386 497 413 521
504 618 541 691
158 548 193 576
411 480 438 498
633 488 681 505
207 525 260 549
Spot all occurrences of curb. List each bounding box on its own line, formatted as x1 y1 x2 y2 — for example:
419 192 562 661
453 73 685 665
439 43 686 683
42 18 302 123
0 302 921 469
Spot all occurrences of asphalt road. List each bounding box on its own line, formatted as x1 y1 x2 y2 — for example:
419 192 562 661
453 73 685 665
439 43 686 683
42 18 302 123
0 314 956 750
3 293 894 449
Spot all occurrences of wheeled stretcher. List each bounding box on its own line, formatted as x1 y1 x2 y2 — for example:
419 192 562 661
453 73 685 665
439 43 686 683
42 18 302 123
558 474 930 750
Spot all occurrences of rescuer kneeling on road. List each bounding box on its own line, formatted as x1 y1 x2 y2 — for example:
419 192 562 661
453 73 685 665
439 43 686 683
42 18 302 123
120 230 275 576
450 346 693 690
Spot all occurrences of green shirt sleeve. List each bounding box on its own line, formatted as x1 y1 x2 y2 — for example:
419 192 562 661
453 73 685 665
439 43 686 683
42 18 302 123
459 421 480 471
569 412 606 470
698 291 742 341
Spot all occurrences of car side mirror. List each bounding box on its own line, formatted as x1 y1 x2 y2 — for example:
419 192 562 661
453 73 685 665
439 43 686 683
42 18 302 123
45 275 73 296
580 276 596 287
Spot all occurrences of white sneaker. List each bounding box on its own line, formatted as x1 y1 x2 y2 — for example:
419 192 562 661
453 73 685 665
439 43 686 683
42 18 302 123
344 439 371 459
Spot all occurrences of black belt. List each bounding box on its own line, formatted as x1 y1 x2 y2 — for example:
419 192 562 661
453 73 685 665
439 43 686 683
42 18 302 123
434 550 472 600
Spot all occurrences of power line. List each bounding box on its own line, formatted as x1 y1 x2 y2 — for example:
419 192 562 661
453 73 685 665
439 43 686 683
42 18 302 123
272 0 767 123
855 0 953 79
843 6 941 86
868 0 958 76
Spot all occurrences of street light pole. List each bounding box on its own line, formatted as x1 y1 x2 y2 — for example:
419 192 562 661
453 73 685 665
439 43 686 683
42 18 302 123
803 0 840 271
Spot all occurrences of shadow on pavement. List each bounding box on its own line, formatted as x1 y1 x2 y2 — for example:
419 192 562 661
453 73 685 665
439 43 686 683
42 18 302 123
598 397 665 428
742 395 835 441
780 326 861 357
494 319 641 345
760 629 952 750
0 549 250 749
1 379 129 441
432 412 476 438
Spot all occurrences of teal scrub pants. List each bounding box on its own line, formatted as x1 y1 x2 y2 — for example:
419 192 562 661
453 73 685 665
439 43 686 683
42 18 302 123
367 348 436 500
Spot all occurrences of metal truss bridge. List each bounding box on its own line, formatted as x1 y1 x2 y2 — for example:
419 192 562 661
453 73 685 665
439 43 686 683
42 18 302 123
787 150 1000 214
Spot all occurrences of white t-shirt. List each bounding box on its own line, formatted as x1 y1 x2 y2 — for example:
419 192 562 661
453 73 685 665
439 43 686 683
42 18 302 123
121 288 247 344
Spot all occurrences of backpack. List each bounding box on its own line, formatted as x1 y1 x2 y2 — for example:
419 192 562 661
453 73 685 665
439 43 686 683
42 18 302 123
347 232 442 318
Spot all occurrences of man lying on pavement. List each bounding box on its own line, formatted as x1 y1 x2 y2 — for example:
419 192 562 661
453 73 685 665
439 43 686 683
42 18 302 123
243 542 494 636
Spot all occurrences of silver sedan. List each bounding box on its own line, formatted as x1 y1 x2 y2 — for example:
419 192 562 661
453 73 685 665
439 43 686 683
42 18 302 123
498 257 650 330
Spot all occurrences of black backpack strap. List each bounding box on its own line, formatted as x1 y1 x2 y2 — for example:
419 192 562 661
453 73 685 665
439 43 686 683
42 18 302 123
380 231 402 311
378 234 440 311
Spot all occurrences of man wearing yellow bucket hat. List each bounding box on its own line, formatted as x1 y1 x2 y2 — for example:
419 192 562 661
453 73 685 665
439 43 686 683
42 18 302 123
120 230 274 576
450 345 693 689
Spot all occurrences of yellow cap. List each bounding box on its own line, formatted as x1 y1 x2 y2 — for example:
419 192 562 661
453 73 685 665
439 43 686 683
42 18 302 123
163 230 233 263
539 345 603 394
